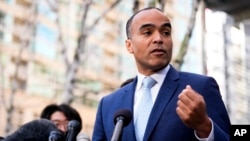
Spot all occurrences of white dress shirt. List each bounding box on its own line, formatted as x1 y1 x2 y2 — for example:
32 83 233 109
133 65 214 141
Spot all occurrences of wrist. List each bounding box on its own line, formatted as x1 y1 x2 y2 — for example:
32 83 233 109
196 117 212 138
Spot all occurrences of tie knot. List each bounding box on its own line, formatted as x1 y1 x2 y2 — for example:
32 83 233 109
142 76 156 89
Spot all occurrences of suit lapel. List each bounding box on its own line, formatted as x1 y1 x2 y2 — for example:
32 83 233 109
144 66 180 140
120 78 137 140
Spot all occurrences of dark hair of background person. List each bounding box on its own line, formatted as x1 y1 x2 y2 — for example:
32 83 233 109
40 103 82 131
120 78 134 87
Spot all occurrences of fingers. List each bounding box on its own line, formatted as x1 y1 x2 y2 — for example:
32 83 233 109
178 85 204 108
176 85 212 137
176 85 207 128
177 85 197 113
179 85 197 101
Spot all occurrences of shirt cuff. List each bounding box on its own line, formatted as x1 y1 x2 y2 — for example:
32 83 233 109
194 118 214 141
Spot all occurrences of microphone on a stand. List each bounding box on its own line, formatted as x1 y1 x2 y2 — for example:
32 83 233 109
111 109 132 141
65 120 81 141
48 130 64 141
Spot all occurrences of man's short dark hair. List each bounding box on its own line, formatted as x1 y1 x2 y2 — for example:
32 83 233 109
125 7 163 39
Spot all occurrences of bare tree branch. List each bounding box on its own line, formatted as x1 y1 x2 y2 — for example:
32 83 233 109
61 0 122 104
87 0 122 33
172 0 200 70
149 0 157 7
0 62 6 110
145 0 166 10
45 0 58 12
45 0 70 68
60 1 93 104
56 5 70 68
4 1 38 134
159 0 165 10
133 0 140 13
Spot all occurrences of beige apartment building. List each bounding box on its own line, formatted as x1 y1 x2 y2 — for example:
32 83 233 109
1 0 249 138
0 0 177 136
0 0 134 136
0 0 203 137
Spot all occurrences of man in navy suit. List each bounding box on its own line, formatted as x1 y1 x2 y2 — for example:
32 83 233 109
92 7 230 141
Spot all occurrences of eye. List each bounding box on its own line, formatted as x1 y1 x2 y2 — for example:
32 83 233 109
53 122 60 127
162 30 171 36
143 30 152 35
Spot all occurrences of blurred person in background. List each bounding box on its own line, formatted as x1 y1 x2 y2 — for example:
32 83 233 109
40 103 90 141
120 78 134 87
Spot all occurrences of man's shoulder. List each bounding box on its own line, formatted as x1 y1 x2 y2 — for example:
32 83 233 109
178 71 212 79
175 71 218 85
168 65 212 81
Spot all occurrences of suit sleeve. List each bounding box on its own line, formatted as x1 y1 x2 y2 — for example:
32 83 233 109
201 77 231 141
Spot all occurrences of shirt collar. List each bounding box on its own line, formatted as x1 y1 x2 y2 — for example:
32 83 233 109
136 65 170 90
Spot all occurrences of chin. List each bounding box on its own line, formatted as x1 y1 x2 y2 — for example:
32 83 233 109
152 63 168 72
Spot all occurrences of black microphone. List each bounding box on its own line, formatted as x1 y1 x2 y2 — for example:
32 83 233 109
65 120 81 141
111 109 132 141
48 130 64 141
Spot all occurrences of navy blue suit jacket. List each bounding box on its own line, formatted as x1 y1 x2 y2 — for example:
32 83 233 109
92 65 230 141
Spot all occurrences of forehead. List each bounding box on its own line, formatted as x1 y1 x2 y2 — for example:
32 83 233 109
131 9 171 29
50 111 67 121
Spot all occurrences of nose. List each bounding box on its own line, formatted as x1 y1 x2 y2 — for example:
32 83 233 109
57 124 68 133
153 32 163 44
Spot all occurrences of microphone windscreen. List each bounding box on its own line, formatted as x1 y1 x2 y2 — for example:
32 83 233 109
67 120 81 134
113 109 132 127
4 119 58 141
49 130 64 141
65 120 82 141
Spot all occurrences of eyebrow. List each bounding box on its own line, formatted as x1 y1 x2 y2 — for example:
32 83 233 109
162 23 171 29
139 22 171 31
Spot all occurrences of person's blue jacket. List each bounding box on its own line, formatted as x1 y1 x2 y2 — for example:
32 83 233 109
92 65 230 141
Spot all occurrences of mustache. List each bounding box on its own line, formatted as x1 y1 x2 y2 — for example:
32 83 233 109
150 47 167 53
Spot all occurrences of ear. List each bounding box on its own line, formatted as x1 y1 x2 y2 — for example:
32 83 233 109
125 39 133 54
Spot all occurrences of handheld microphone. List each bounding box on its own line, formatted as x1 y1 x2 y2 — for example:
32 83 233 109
111 109 132 141
65 120 81 141
48 130 64 141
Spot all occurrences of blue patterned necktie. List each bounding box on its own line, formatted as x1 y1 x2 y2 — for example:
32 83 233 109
135 76 156 141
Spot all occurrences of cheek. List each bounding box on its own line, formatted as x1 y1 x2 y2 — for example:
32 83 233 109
165 39 173 54
127 38 148 54
165 38 173 46
131 44 143 55
168 47 172 55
